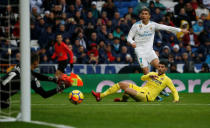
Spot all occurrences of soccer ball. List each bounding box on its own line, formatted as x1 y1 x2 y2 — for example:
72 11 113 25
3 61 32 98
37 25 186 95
69 90 84 104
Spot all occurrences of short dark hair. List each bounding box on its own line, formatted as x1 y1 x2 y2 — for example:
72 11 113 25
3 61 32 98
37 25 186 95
31 53 40 64
114 37 120 40
159 61 168 67
139 7 151 15
56 34 62 36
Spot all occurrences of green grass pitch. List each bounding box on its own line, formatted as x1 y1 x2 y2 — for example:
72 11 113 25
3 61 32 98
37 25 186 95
1 93 210 128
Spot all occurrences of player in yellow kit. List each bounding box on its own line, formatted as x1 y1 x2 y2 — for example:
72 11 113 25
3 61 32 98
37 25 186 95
92 61 179 102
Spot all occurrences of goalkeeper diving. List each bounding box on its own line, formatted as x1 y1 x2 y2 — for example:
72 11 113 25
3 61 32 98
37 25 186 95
92 61 179 102
0 53 83 109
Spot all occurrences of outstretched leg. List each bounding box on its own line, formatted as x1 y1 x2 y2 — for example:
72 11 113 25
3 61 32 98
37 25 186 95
92 82 148 102
92 83 121 102
92 82 130 102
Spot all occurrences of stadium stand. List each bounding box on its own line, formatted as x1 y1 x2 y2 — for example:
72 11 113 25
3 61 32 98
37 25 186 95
0 0 209 74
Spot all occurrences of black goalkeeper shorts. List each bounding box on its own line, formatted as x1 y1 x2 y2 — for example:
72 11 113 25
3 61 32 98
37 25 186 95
58 60 68 73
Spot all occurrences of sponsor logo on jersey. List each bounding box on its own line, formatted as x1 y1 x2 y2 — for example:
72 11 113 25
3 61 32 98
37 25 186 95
152 79 162 85
138 32 153 37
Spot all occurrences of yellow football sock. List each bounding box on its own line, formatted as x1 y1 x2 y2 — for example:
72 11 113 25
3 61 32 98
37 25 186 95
100 83 120 98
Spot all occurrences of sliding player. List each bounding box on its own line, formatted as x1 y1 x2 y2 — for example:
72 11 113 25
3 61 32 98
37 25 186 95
0 53 81 109
92 61 179 103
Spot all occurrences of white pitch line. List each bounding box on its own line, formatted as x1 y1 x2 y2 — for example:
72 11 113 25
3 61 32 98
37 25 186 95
0 116 16 122
31 120 75 128
9 102 210 106
83 103 210 106
10 103 67 105
0 116 75 128
25 103 210 106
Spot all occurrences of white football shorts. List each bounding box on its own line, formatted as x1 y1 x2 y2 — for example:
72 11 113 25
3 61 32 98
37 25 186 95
135 50 158 68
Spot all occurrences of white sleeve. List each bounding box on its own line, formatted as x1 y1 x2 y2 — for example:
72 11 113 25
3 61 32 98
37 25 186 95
155 23 181 33
127 24 137 44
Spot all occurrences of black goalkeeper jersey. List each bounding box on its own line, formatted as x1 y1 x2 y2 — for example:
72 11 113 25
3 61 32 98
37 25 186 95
0 64 58 102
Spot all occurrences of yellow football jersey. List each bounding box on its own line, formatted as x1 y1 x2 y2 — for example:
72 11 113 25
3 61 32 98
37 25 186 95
141 72 179 102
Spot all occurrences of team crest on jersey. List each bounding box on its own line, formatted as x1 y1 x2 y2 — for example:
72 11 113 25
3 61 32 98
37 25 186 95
160 78 164 81
139 25 142 28
150 27 152 30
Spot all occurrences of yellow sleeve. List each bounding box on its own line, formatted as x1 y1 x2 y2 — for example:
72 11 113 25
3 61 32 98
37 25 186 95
166 78 179 102
141 72 156 81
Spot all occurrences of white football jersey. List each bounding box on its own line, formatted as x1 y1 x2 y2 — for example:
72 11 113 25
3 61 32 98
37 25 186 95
127 21 181 54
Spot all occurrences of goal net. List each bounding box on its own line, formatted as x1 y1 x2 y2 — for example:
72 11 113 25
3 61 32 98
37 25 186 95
0 0 31 122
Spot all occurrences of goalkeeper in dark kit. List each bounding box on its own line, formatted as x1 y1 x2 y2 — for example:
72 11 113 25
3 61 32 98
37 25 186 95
0 53 83 109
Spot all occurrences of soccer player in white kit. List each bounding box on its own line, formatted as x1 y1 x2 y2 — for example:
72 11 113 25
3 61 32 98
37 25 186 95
127 8 189 74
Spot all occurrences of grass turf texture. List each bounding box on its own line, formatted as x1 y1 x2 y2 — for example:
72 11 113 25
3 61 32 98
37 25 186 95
1 93 210 128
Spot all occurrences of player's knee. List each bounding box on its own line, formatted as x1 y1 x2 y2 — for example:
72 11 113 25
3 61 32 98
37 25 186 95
118 82 129 90
118 81 125 85
124 88 132 94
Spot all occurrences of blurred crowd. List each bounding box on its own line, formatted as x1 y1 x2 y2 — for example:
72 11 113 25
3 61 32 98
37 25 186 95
0 0 209 73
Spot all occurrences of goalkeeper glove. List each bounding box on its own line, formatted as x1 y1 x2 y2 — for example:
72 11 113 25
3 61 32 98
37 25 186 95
58 74 72 87
56 74 71 93
56 83 66 93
